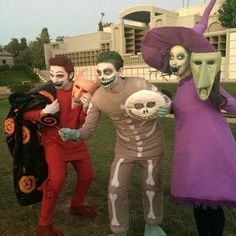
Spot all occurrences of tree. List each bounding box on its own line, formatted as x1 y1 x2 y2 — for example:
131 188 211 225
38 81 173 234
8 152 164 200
19 38 28 51
37 27 50 44
15 48 32 66
30 27 51 69
98 12 105 31
4 38 20 56
103 22 113 27
55 36 64 42
218 0 236 28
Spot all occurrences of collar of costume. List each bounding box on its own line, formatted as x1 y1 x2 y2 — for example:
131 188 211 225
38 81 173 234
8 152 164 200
178 75 192 87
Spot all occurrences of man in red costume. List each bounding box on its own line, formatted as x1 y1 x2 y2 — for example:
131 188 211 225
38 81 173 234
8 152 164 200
24 56 96 236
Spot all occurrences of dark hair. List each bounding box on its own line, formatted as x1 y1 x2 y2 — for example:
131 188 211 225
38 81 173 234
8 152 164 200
49 56 74 74
97 51 124 71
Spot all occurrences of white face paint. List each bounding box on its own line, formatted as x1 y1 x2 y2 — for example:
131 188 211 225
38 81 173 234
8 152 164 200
96 63 118 89
169 45 191 78
50 66 71 90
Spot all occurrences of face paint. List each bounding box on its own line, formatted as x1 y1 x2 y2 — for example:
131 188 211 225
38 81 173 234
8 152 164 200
50 66 71 90
169 45 191 78
96 63 119 89
190 52 221 100
71 70 99 109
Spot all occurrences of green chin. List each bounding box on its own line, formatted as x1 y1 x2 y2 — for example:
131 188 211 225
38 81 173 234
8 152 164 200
197 87 211 101
101 76 117 89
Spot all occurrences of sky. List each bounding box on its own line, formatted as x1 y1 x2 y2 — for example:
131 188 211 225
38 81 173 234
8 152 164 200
0 0 206 46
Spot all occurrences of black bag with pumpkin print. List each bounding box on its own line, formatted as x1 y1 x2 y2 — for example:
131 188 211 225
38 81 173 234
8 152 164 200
5 83 57 206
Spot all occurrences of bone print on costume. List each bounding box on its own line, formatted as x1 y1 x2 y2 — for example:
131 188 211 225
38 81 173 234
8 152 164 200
146 191 156 220
111 158 125 187
146 160 155 186
110 193 120 227
79 76 168 233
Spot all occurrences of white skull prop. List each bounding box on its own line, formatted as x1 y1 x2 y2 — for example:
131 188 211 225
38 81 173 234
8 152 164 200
125 90 168 120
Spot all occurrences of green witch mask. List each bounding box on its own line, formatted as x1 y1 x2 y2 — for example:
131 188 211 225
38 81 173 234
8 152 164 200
190 52 221 101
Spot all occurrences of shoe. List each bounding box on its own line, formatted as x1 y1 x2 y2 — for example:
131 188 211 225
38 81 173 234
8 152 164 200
34 225 64 236
69 205 97 218
144 224 166 236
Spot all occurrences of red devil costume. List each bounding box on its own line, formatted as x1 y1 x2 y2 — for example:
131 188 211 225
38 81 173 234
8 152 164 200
10 56 96 236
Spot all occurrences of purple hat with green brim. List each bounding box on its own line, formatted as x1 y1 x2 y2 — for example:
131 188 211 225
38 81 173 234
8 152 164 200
141 26 215 70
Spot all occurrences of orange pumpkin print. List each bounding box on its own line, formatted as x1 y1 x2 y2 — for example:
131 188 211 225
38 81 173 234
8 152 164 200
38 90 55 103
5 117 15 135
19 175 36 193
22 126 30 144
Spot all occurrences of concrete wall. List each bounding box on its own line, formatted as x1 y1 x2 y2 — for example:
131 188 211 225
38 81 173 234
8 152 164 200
228 31 236 80
0 54 14 65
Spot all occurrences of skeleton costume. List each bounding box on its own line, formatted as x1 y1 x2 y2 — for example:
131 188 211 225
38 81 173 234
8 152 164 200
141 0 236 235
80 76 167 233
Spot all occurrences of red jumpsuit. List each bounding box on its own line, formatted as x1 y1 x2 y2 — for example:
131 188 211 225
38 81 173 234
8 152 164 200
24 87 93 226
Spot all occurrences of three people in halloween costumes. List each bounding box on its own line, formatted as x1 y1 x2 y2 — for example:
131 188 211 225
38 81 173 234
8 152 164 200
11 0 236 235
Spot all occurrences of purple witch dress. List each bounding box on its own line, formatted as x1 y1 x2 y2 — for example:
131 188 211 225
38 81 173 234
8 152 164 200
171 76 236 206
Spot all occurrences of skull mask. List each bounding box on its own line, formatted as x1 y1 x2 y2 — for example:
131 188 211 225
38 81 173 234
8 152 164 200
125 90 168 120
71 70 99 109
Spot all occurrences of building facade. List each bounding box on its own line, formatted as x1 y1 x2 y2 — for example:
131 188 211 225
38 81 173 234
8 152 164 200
0 51 14 66
44 0 236 82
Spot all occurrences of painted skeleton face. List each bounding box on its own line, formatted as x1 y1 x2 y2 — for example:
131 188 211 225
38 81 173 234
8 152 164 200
50 66 72 90
96 63 118 89
169 45 191 78
125 90 168 120
190 52 221 100
71 71 98 109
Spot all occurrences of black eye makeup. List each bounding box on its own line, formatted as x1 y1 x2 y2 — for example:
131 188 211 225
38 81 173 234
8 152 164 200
96 70 102 76
50 73 66 78
207 60 215 65
194 61 203 65
169 53 186 60
104 68 113 75
177 54 185 60
56 74 66 79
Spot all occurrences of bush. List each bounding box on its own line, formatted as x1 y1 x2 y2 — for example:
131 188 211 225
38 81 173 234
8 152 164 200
0 64 11 72
10 84 33 93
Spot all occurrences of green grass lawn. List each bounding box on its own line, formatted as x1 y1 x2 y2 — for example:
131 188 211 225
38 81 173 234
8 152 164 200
0 70 40 86
0 70 43 96
1 96 236 236
1 77 236 235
